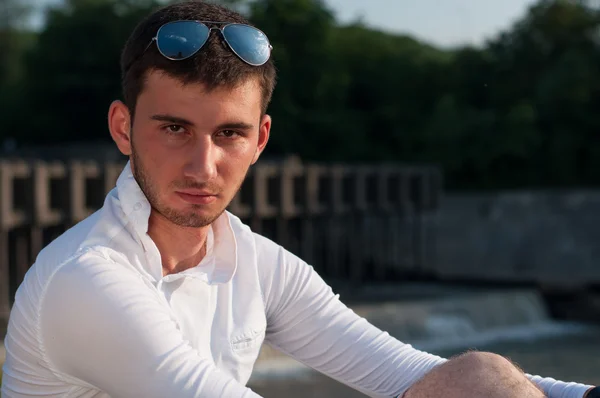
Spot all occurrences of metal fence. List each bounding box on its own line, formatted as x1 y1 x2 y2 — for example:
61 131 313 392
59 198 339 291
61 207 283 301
0 157 442 321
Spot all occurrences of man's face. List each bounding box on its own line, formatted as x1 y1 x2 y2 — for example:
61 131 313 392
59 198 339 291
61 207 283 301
114 70 270 228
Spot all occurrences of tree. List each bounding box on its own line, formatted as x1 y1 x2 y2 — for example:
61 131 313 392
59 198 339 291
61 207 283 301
16 0 160 145
0 0 32 85
486 0 600 186
2 0 599 189
0 0 34 149
249 0 346 159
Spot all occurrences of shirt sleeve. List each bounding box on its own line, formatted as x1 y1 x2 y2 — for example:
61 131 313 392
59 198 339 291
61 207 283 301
258 241 446 398
40 250 262 398
526 375 591 398
257 240 592 398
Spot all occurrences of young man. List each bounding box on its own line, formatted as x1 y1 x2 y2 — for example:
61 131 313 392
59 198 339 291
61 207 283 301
1 2 597 397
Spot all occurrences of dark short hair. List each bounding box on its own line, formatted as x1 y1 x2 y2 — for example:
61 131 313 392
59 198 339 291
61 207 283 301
120 1 277 120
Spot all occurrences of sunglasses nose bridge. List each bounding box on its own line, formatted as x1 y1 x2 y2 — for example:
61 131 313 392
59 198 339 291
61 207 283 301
203 25 223 40
207 26 225 35
205 26 230 51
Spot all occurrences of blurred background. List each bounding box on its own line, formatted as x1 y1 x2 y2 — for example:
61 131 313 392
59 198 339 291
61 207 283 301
2 0 600 396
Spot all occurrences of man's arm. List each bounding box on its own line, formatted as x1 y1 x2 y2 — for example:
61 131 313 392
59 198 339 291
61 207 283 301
259 241 593 398
38 251 261 398
526 374 593 398
259 242 447 398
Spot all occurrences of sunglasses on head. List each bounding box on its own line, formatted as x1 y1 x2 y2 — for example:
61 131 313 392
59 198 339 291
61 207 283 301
143 20 273 66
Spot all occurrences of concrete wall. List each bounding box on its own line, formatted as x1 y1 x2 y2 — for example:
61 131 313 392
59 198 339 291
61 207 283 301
432 191 600 287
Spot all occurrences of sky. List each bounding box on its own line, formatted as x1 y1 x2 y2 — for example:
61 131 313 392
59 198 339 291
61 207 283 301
29 0 539 48
324 0 538 47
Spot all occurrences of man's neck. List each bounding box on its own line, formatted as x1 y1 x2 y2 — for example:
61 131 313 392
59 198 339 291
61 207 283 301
147 212 210 277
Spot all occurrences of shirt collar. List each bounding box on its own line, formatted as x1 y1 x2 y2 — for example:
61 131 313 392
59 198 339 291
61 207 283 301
115 161 238 284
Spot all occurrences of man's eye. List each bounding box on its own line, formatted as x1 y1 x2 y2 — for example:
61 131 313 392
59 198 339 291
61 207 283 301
218 130 239 138
165 125 185 135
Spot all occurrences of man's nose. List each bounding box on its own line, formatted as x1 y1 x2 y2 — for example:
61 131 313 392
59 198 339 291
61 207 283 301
183 136 218 182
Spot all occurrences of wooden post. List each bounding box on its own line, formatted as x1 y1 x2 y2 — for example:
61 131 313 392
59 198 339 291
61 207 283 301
104 162 125 195
279 157 304 253
394 170 413 272
302 165 327 265
68 161 100 225
252 163 279 236
0 228 9 321
353 167 370 282
329 165 349 280
0 161 30 317
31 161 66 258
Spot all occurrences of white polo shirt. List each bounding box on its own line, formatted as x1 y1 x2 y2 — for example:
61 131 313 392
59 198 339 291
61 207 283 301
1 163 592 398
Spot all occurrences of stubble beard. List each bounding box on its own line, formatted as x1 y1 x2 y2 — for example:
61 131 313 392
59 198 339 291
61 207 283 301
130 143 246 228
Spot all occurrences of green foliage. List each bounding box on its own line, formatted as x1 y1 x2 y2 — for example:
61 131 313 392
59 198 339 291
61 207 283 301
0 0 33 86
1 0 599 189
13 0 160 144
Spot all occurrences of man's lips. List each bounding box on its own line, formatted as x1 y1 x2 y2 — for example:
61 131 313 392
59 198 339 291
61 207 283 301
177 188 217 196
175 190 218 204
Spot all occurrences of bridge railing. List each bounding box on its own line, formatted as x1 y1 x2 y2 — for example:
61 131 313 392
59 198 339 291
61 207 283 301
0 157 443 321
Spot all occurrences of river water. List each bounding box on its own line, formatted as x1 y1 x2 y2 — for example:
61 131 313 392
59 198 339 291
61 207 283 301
249 326 600 397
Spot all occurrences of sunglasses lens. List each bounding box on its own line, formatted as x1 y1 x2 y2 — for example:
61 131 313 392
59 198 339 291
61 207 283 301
222 24 271 66
157 21 209 60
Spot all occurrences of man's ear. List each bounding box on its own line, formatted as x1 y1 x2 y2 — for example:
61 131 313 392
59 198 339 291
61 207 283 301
108 100 132 156
252 114 271 165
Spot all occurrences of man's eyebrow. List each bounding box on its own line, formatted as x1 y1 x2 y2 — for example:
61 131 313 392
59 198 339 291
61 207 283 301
150 116 255 131
216 122 255 131
150 114 195 126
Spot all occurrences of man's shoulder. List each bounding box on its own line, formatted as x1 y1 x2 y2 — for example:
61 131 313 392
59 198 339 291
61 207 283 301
11 245 117 330
33 194 138 276
226 212 283 258
251 230 281 254
27 245 117 289
226 213 307 278
26 211 138 302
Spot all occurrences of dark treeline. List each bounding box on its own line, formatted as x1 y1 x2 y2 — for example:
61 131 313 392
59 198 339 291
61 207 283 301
1 0 599 190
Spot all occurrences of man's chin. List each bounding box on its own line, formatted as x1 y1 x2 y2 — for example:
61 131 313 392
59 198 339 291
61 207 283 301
168 209 224 228
170 217 215 228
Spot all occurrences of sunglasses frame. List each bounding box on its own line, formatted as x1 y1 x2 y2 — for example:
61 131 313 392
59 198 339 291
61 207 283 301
144 20 273 66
